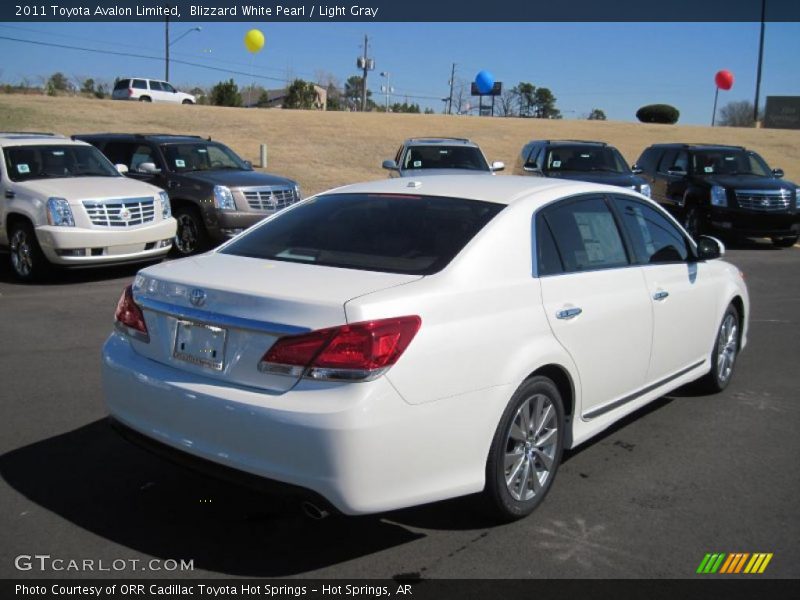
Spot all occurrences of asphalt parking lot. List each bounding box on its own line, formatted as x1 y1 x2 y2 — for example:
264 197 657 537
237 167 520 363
0 240 798 580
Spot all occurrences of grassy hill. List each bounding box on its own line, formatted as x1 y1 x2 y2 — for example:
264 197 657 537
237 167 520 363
2 94 798 196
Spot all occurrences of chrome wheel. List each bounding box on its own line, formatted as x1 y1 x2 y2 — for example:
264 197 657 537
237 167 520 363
504 394 559 502
716 312 738 385
9 228 34 278
175 213 199 255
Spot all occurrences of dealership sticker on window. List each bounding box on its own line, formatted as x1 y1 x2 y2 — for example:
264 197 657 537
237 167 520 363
197 149 207 154
552 160 561 168
17 164 30 174
413 160 422 168
704 166 714 173
52 150 65 156
175 159 186 168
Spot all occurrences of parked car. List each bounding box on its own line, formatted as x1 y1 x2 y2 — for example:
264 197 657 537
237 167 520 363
75 133 301 256
0 132 176 281
112 77 196 104
382 137 504 176
513 140 651 197
103 175 748 521
635 143 799 247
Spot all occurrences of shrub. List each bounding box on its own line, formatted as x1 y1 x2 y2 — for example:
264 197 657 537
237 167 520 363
636 104 680 124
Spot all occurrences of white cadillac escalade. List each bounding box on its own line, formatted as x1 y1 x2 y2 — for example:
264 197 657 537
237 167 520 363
0 133 176 280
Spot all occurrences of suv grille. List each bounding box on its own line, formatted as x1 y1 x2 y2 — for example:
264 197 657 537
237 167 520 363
83 197 156 227
241 187 297 212
734 189 791 212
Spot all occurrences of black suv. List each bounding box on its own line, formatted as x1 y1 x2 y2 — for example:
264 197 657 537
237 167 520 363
513 140 651 197
74 134 300 255
636 143 799 247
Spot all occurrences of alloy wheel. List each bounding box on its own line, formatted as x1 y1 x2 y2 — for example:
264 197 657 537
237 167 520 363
504 394 559 502
10 229 34 278
175 214 199 254
716 313 738 385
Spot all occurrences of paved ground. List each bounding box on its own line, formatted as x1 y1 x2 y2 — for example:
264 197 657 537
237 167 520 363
1 240 798 580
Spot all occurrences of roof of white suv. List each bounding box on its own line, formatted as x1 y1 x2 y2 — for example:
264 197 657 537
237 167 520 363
0 133 90 147
325 174 620 207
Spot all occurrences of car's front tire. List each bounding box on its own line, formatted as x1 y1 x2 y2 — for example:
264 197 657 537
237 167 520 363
682 204 704 238
182 99 194 105
697 304 740 393
172 206 209 256
484 376 564 522
771 235 798 248
8 221 49 281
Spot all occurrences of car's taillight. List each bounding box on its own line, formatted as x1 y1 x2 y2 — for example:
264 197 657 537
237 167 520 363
259 316 421 382
114 284 149 342
127 88 133 97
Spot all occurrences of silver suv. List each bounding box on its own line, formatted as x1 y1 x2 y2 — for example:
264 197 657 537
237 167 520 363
382 137 504 177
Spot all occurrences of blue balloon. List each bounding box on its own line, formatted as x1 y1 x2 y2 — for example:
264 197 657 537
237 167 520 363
475 70 495 95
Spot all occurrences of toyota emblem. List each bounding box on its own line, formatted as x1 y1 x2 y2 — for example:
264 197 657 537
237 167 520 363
189 288 207 307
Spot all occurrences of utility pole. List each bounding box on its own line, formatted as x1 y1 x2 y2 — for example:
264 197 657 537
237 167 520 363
753 0 766 125
447 63 456 115
360 35 369 112
165 12 170 81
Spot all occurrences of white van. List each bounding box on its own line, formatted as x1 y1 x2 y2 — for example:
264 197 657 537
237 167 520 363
112 77 196 104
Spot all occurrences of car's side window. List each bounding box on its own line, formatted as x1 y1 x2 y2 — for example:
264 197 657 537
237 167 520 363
657 149 678 174
132 79 147 90
534 214 564 276
541 196 629 273
130 144 158 172
613 196 690 264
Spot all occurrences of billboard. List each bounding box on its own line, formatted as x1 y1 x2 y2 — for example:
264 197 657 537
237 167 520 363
764 96 800 130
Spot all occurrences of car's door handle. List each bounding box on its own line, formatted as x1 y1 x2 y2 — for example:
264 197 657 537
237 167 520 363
653 290 669 301
556 307 583 320
4 190 14 199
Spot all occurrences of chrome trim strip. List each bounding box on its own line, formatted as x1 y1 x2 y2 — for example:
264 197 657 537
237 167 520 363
134 296 311 336
582 359 705 420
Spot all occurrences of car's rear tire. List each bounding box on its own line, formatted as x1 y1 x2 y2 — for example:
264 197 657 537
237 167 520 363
139 96 152 102
172 205 209 256
771 236 798 248
697 304 740 393
182 99 194 105
8 221 50 282
483 376 564 522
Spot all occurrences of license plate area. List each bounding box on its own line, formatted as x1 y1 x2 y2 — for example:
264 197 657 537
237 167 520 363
173 320 227 371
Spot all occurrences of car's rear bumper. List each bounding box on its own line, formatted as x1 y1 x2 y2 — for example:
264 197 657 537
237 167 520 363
36 219 176 265
101 332 496 514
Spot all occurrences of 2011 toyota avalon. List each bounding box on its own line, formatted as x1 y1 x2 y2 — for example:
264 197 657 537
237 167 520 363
102 175 749 520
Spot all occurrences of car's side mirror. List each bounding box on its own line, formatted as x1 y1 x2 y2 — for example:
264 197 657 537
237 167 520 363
138 162 160 174
115 164 129 174
490 161 505 172
696 235 725 260
243 160 253 171
667 167 687 176
772 168 784 178
382 159 399 171
631 164 643 175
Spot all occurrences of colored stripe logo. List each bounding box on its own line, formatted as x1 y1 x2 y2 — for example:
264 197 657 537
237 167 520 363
697 553 773 574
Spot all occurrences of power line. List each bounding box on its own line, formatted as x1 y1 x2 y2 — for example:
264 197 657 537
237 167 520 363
0 34 288 84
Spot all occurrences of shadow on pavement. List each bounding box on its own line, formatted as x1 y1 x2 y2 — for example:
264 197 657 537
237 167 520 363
0 419 423 576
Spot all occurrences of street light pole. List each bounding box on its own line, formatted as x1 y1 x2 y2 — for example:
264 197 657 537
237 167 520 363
164 23 202 81
753 0 766 125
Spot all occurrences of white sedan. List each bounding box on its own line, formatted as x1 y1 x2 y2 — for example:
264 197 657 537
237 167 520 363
102 175 749 520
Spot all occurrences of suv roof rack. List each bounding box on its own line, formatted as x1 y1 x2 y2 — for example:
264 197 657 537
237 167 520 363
133 133 205 139
547 139 607 146
408 137 472 143
0 131 59 137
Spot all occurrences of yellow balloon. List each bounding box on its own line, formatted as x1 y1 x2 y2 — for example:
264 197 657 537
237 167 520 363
244 29 265 53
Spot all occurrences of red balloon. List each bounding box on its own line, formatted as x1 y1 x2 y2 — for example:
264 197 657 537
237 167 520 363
715 70 734 91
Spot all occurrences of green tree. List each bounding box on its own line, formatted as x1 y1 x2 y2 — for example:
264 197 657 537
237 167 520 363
80 78 96 95
94 83 107 99
46 72 70 96
325 83 343 111
283 79 318 109
587 108 607 121
514 82 536 117
210 79 242 107
344 75 371 110
533 87 561 119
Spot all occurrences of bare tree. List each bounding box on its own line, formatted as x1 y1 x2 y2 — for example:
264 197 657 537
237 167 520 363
717 100 759 127
497 88 517 117
451 79 468 115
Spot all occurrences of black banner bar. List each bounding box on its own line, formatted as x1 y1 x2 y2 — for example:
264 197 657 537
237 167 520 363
3 0 800 22
4 579 800 600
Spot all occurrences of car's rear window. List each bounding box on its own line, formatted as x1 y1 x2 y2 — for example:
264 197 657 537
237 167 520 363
113 79 131 91
221 193 505 275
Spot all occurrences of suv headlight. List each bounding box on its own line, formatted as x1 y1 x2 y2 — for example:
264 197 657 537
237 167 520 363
159 191 171 219
710 185 728 207
639 183 651 198
47 197 75 227
796 188 799 209
213 185 236 210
